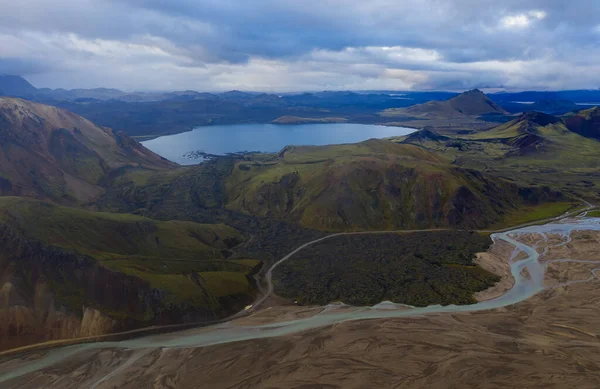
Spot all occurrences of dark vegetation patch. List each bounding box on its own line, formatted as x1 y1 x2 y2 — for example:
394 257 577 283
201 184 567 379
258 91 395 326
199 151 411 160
273 231 498 307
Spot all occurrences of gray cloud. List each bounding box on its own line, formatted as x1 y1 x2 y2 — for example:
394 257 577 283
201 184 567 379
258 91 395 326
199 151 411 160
1 0 600 91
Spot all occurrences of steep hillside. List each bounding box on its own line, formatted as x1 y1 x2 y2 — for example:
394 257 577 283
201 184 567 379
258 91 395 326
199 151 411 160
224 139 562 231
399 112 600 198
384 89 508 119
0 197 259 350
466 112 566 156
0 97 173 202
471 112 563 139
564 106 600 140
0 75 36 97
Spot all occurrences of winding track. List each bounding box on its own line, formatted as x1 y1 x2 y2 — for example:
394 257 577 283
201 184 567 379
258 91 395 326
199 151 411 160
250 200 594 314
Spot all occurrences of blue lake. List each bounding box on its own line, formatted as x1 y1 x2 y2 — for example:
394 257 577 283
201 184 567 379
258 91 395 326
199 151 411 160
142 123 416 165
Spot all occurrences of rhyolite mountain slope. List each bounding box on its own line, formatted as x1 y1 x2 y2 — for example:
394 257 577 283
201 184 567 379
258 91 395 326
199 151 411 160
0 197 259 351
0 97 174 203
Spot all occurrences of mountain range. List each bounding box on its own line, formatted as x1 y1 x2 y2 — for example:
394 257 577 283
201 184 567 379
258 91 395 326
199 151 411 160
3 75 600 138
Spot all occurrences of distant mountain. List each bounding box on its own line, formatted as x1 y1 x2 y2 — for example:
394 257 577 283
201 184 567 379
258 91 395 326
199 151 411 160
0 75 37 97
164 91 219 102
244 93 287 107
0 97 173 202
0 75 129 101
491 90 600 104
528 100 579 114
282 91 402 108
57 95 355 137
400 109 600 201
400 91 458 101
388 89 508 118
564 106 600 140
500 99 579 115
38 87 126 101
472 111 563 140
469 112 564 155
505 111 562 129
220 90 259 101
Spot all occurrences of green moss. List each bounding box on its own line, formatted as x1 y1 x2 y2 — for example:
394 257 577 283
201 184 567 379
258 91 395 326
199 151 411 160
0 197 241 261
0 197 257 313
223 139 564 232
490 202 577 229
199 272 253 298
408 122 600 200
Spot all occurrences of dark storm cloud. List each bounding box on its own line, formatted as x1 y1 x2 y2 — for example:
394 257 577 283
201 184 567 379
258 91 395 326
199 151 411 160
1 0 600 90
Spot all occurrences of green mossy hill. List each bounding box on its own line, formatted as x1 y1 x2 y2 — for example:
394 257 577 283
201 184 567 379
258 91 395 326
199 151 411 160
469 112 564 141
399 112 600 200
224 139 563 231
96 158 328 263
0 196 243 261
564 106 600 140
273 230 498 307
0 197 260 347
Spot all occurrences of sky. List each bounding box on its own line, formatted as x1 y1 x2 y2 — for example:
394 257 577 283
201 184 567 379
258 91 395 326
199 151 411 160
1 0 599 92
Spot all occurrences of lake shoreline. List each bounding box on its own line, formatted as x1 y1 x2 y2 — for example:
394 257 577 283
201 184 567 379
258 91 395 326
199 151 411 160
141 122 416 165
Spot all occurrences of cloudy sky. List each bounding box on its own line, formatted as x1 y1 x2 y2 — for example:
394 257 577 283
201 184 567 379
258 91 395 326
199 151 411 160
1 0 599 91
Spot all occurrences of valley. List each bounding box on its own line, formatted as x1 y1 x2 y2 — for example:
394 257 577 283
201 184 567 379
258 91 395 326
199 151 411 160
2 215 600 387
